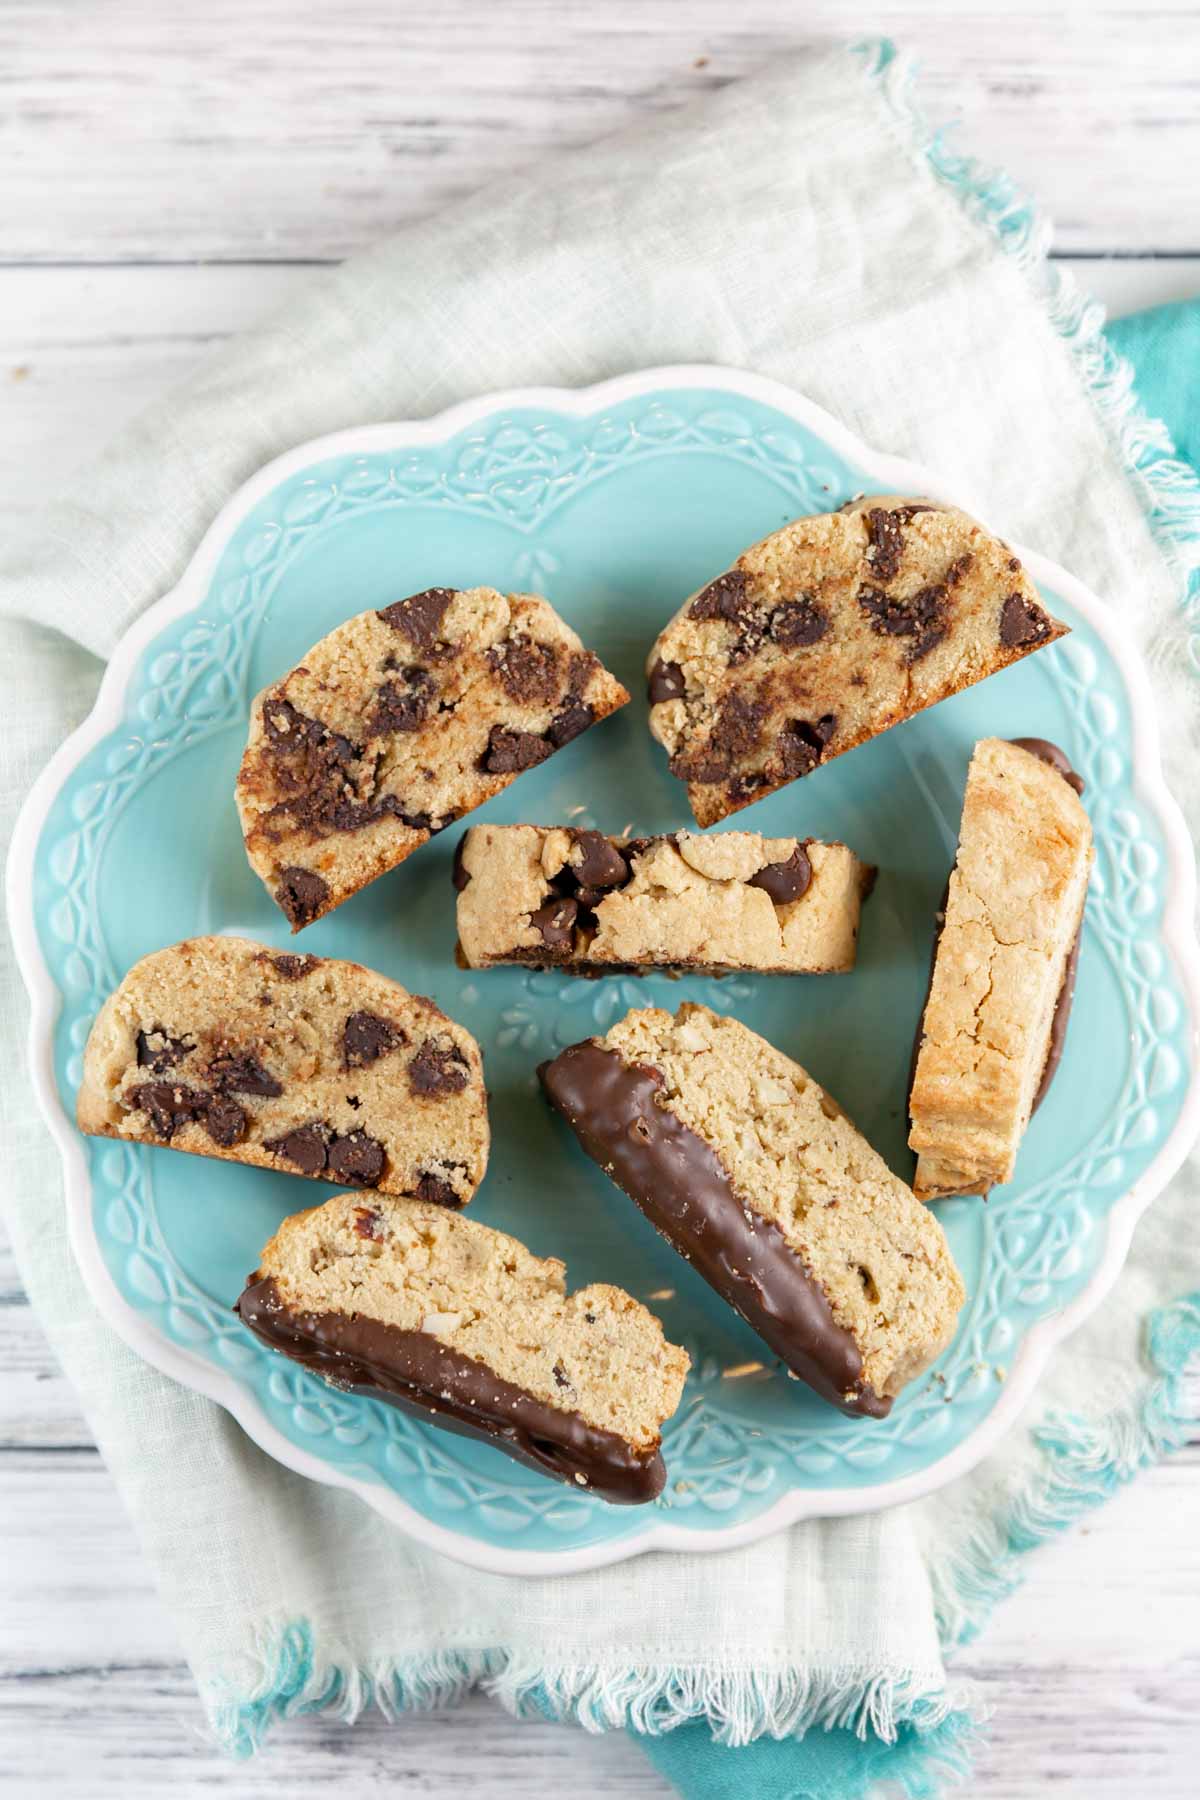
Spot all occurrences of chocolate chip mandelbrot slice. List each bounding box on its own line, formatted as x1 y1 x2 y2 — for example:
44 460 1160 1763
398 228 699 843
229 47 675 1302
237 586 629 929
236 1192 690 1503
909 738 1093 1199
76 936 488 1205
646 497 1068 827
454 824 874 975
540 1003 964 1417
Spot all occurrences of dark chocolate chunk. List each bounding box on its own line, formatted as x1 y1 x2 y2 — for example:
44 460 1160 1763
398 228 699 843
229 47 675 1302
343 1010 405 1070
999 592 1054 648
865 507 906 583
265 1122 329 1175
529 896 578 952
539 1041 888 1418
327 1130 386 1186
482 726 552 774
769 598 829 647
409 1039 471 1097
353 1207 384 1241
858 581 947 660
203 1094 249 1148
413 1167 467 1209
775 714 836 778
368 667 438 735
647 658 685 704
749 844 812 905
377 588 456 648
552 1362 570 1389
265 953 319 980
486 634 561 704
275 866 330 929
1009 736 1085 796
546 698 594 747
670 690 767 784
569 830 630 891
451 834 471 891
235 1275 666 1503
134 1026 193 1074
688 569 751 623
206 1051 283 1098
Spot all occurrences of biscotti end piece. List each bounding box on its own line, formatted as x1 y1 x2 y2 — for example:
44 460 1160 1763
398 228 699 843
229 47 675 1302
909 737 1093 1199
540 1003 964 1415
76 936 488 1205
454 824 874 975
236 1192 690 1503
236 586 629 929
646 498 1068 827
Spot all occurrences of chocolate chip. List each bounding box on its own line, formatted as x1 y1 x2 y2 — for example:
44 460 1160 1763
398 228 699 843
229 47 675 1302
670 690 767 784
353 1207 384 1240
409 1039 471 1097
999 591 1053 648
546 699 594 747
275 866 330 928
377 587 456 648
451 835 471 891
569 830 629 891
206 1051 283 1098
487 634 561 704
529 896 578 951
413 1167 466 1208
688 570 751 623
135 1026 193 1074
327 1130 386 1186
749 844 812 904
775 715 836 778
368 667 438 734
769 598 828 647
552 1362 570 1389
482 726 552 774
343 1011 404 1070
265 1123 328 1175
265 953 319 980
945 552 974 586
865 508 906 582
648 658 685 704
858 583 947 662
203 1095 249 1148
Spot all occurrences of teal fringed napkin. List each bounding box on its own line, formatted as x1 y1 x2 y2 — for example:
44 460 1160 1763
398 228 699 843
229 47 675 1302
2 42 1198 1800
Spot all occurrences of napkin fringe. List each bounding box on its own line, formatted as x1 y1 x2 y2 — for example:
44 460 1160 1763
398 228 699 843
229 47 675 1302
861 39 1200 645
209 1624 978 1761
930 1291 1200 1649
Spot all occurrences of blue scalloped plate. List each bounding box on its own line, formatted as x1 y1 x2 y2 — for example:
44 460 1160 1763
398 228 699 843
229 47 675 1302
10 368 1200 1573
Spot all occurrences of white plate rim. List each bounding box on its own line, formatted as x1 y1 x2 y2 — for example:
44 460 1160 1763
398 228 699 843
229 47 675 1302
8 362 1200 1575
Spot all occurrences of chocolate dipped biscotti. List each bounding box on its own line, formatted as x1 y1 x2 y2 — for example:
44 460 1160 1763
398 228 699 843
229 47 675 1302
646 497 1068 826
908 737 1093 1199
540 1003 964 1417
236 585 628 929
454 824 873 975
236 1192 690 1502
77 936 488 1205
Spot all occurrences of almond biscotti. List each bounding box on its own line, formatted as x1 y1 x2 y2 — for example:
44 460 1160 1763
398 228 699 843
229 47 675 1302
237 586 629 929
540 1003 964 1416
646 497 1068 826
909 737 1093 1199
77 936 488 1205
236 1192 690 1502
454 824 874 975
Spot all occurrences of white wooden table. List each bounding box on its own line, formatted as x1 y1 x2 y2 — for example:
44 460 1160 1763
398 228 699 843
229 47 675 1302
3 6 1200 1795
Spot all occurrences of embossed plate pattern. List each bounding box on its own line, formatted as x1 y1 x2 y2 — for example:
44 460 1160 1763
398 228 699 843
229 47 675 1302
10 368 1200 1574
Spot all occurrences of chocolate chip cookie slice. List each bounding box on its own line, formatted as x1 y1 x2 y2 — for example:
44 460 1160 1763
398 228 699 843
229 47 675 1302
541 1003 964 1416
77 936 488 1205
237 586 629 929
455 824 874 974
647 498 1068 826
236 1191 689 1502
908 738 1093 1198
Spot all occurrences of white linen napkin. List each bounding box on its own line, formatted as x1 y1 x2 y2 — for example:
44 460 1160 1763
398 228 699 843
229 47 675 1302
2 41 1198 1763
